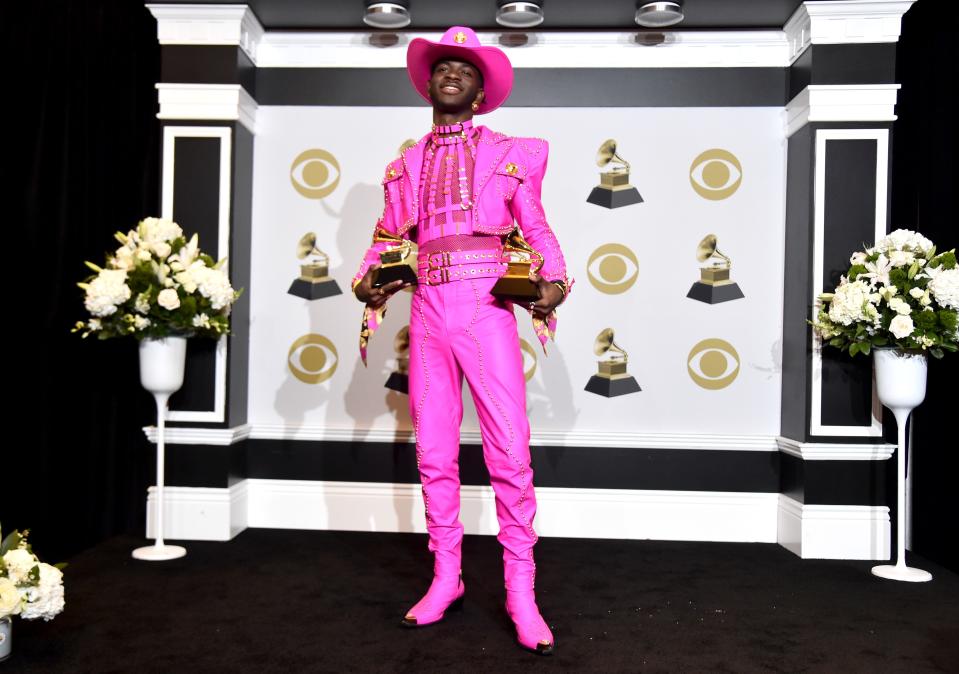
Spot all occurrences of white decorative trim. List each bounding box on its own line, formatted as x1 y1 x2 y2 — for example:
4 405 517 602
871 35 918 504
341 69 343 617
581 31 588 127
777 436 894 460
243 480 778 543
256 30 791 69
777 494 890 559
785 0 917 63
785 84 900 137
810 128 888 437
146 3 264 62
142 423 252 446
156 84 257 133
146 484 246 541
146 482 891 560
161 125 233 423
248 425 779 451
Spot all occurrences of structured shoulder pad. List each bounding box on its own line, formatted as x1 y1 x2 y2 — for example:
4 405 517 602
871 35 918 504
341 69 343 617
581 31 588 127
382 159 405 184
514 136 549 160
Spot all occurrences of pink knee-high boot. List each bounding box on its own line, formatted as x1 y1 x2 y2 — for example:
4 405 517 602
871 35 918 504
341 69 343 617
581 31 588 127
402 282 469 627
452 277 554 654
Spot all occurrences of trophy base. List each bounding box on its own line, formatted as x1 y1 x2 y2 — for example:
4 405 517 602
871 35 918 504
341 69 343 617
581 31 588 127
586 186 643 210
584 374 641 398
288 277 343 300
491 276 539 301
373 265 418 288
385 372 409 394
686 281 744 304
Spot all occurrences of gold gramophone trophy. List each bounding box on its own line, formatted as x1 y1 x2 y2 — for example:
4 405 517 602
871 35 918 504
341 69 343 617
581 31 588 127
490 227 544 301
584 328 641 397
686 234 745 304
586 139 644 209
287 232 343 300
371 228 419 288
385 326 410 394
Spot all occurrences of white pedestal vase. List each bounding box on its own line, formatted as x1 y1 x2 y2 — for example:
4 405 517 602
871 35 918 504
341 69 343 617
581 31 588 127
0 617 11 662
871 347 931 582
134 336 188 561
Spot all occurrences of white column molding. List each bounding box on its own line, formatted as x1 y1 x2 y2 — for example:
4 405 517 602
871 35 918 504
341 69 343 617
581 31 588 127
777 437 894 460
156 83 258 134
785 0 917 63
786 84 900 137
146 3 264 62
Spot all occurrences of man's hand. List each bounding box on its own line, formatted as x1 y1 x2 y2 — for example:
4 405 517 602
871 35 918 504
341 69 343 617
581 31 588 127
527 271 564 319
353 263 411 307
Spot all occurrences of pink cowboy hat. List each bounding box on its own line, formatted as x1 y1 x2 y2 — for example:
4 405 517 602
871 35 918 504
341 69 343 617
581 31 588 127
406 26 513 114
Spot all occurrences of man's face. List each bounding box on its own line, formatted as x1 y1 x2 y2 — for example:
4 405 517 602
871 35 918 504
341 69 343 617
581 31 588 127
427 58 485 113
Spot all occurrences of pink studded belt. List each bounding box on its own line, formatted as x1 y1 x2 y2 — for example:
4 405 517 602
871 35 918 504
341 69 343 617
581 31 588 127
416 248 507 286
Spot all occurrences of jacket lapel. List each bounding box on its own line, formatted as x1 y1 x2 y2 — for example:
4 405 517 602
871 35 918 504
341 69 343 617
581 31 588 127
473 125 513 203
401 131 431 218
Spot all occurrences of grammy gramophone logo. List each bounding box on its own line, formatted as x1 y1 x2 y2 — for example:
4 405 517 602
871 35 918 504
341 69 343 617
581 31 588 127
686 234 744 304
290 149 341 199
385 326 410 394
586 139 643 209
288 334 339 384
288 232 342 300
584 328 641 398
372 230 419 288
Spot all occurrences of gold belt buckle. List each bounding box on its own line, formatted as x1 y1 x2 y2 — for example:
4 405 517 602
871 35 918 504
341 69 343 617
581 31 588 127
427 267 449 285
428 251 452 270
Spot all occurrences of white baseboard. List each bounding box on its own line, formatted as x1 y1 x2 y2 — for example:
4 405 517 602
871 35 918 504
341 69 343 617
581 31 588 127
145 482 891 560
145 484 245 542
777 495 890 560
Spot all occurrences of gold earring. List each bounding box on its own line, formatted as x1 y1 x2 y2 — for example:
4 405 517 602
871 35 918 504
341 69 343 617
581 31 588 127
471 102 479 111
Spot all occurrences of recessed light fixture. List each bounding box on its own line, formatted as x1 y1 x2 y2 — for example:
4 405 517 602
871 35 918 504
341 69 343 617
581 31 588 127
496 1 544 29
634 1 685 28
363 1 411 29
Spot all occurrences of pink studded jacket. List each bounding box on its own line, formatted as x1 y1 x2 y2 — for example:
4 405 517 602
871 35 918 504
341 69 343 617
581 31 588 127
352 125 574 362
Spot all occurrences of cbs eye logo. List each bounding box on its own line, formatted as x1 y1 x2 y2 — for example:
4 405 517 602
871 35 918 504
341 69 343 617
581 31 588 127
288 334 339 384
519 338 537 382
687 338 740 390
586 243 639 294
689 149 742 201
290 149 341 199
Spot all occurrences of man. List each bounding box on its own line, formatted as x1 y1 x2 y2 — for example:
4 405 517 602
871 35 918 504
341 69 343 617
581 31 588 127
352 26 572 655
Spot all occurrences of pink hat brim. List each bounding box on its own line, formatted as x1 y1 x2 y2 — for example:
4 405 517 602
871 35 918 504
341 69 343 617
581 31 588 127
406 39 513 114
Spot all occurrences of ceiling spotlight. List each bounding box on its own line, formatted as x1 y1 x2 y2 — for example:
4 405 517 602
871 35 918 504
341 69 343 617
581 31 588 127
634 1 684 28
496 1 544 29
363 1 411 29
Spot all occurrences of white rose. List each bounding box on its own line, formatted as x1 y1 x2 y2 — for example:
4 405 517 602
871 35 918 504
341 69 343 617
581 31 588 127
157 288 181 311
850 251 867 266
909 287 924 299
137 249 153 262
889 315 915 339
152 241 172 260
0 577 22 617
888 297 912 315
2 549 38 584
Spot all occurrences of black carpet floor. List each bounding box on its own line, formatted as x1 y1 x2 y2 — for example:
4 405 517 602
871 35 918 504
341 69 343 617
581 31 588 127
4 530 957 673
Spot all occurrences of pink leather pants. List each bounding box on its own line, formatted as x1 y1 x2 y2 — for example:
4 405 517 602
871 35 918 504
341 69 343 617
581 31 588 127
408 274 539 592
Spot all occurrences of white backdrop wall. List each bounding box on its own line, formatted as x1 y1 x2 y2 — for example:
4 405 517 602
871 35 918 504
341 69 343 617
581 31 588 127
249 106 786 440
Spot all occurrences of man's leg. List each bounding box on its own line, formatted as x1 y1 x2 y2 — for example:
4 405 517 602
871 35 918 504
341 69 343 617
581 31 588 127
403 284 467 625
451 277 553 652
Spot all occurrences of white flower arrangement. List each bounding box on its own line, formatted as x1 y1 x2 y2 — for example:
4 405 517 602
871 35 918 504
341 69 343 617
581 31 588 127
811 229 959 358
0 525 65 622
73 217 243 340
